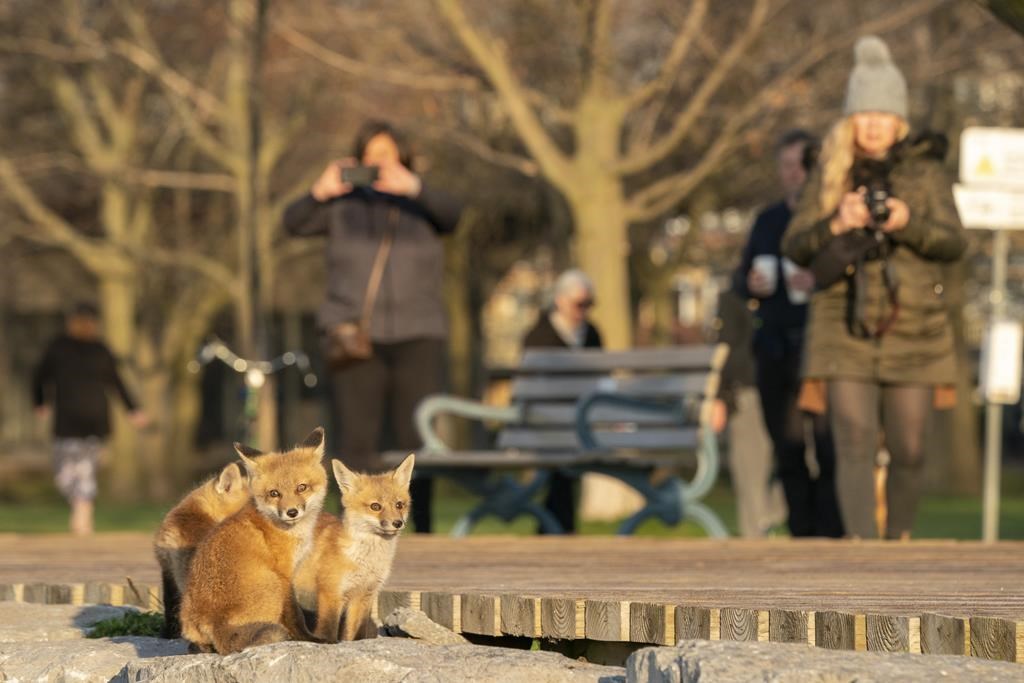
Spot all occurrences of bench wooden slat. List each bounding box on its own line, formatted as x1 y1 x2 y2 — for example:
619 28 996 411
511 373 709 401
381 449 692 469
522 402 687 427
497 427 699 452
519 347 717 373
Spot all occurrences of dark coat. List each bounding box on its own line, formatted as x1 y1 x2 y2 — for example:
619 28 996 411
32 334 137 438
781 142 966 385
712 289 757 412
734 200 808 360
524 313 602 350
283 185 462 342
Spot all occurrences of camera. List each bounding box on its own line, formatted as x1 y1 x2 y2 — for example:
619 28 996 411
342 165 379 187
852 159 892 228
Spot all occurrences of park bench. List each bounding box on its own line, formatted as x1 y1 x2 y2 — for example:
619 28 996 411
382 344 729 537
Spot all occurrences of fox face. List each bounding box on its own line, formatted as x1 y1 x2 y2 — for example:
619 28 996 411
235 428 328 527
333 454 414 537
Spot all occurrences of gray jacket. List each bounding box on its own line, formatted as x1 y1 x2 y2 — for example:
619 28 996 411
282 185 462 342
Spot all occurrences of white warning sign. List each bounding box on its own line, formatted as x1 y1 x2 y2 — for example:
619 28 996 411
960 127 1024 189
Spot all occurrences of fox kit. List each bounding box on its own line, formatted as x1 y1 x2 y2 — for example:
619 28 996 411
153 461 250 638
294 454 414 642
180 427 328 654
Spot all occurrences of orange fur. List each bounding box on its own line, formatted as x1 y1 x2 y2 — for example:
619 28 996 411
180 429 328 654
294 454 414 642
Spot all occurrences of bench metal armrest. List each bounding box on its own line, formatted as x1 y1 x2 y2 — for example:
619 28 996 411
574 391 720 502
414 395 521 451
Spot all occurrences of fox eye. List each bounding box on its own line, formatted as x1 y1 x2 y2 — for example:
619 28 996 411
296 483 308 493
268 490 280 498
395 501 405 510
370 502 382 512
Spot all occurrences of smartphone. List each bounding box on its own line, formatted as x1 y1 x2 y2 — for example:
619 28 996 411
342 165 379 187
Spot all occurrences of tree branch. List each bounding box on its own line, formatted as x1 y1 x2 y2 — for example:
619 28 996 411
622 0 709 111
617 0 769 175
50 70 116 171
419 122 540 177
0 156 126 274
435 0 571 184
626 0 944 221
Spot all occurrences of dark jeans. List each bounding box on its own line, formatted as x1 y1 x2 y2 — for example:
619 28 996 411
827 380 932 539
756 350 844 538
539 471 576 534
331 337 445 533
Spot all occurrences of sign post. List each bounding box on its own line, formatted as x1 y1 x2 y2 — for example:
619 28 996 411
955 127 1024 543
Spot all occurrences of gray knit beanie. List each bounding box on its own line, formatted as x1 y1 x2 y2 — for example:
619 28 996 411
844 36 908 119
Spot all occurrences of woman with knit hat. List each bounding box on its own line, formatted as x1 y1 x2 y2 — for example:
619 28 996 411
782 36 965 539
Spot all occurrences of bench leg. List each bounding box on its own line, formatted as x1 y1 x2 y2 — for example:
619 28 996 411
684 500 729 538
433 469 565 536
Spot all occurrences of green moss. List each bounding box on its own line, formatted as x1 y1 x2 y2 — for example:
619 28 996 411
86 611 165 639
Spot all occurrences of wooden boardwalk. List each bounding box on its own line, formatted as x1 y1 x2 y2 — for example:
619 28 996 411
2 533 1023 661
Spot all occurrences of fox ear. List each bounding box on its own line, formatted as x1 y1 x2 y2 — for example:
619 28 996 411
392 453 415 489
234 442 264 459
215 462 244 494
234 444 261 477
332 459 358 493
298 427 325 459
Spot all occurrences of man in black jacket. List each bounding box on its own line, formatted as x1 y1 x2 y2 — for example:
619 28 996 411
33 303 147 535
734 129 843 538
523 269 601 533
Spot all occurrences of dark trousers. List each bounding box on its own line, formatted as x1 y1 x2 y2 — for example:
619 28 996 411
756 350 844 538
539 472 576 534
827 380 932 539
332 337 445 533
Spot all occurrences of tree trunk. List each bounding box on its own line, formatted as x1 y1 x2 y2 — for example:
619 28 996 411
566 176 632 350
98 275 141 502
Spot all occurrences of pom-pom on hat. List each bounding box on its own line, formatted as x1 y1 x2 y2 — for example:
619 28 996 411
844 35 908 119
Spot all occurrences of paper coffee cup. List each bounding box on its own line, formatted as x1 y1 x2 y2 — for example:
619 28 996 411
782 258 811 305
751 255 778 296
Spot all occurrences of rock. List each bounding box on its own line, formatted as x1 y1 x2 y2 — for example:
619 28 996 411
0 602 142 642
0 636 188 683
380 607 470 645
627 639 1024 683
115 638 625 682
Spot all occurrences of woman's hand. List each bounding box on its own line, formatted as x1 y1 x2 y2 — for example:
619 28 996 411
830 190 870 235
311 159 355 202
881 197 910 233
373 159 422 198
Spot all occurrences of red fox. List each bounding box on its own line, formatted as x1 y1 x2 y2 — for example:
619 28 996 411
180 427 328 654
153 461 250 639
294 454 414 642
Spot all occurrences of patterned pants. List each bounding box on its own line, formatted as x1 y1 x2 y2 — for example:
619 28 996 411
53 437 102 501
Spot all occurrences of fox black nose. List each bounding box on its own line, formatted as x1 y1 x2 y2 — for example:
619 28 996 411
392 520 404 529
286 508 299 518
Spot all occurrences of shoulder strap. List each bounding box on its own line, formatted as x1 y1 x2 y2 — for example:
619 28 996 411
359 208 398 327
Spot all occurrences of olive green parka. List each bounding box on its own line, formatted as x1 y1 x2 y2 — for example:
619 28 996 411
781 141 966 385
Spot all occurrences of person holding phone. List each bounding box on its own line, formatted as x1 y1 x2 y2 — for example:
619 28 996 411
283 120 463 533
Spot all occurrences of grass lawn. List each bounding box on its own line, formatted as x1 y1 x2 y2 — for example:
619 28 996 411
2 473 1022 539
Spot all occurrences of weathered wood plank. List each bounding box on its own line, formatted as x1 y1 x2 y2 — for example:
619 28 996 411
22 583 50 604
971 617 1024 662
585 599 629 642
720 607 759 642
815 611 855 650
377 590 420 621
541 597 584 640
921 613 968 656
420 592 459 631
630 602 673 645
0 583 22 602
461 594 501 636
769 609 810 644
866 614 912 653
496 427 698 452
122 582 150 608
674 606 711 642
501 594 541 637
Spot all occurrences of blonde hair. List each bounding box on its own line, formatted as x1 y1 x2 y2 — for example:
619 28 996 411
818 116 910 215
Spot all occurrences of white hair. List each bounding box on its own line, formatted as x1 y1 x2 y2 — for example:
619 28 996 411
553 269 594 298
